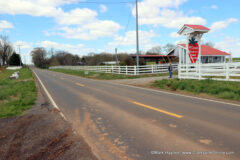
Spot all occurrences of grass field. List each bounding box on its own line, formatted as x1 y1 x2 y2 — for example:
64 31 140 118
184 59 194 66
152 79 240 101
50 68 175 80
0 67 37 118
226 57 240 62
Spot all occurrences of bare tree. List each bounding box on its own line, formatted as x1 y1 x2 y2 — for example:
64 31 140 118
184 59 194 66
146 46 162 55
49 57 60 66
48 50 81 66
163 43 175 54
0 35 13 66
204 41 214 47
31 47 48 68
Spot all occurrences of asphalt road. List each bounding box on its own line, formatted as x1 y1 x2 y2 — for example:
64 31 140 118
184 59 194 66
33 68 240 160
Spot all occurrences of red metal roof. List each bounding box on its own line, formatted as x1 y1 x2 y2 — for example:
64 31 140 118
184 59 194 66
178 44 230 56
184 24 210 31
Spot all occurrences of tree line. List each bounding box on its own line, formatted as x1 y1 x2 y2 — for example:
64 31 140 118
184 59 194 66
0 35 22 67
31 44 177 68
0 34 215 68
31 42 215 68
31 47 81 68
31 47 138 68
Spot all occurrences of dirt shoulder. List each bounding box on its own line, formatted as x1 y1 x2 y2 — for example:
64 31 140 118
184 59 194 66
0 75 97 160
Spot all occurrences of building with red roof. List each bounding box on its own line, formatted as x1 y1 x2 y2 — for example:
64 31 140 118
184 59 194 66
184 24 210 31
168 44 230 63
178 24 210 35
169 24 231 64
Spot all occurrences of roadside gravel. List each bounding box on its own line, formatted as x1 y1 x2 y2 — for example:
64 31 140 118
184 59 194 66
0 76 97 160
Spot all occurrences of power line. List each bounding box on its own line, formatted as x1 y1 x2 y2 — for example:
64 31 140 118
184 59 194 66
115 11 133 49
113 5 133 65
78 1 134 4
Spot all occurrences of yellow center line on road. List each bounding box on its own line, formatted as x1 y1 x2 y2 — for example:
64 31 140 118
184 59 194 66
75 82 85 87
129 100 183 119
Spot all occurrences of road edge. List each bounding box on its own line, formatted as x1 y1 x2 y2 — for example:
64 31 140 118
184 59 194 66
32 69 67 120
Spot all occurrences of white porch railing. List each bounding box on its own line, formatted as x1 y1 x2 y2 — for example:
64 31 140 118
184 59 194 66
179 62 240 82
50 64 178 75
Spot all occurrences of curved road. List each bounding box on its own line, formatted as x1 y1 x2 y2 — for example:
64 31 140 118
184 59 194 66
33 68 240 160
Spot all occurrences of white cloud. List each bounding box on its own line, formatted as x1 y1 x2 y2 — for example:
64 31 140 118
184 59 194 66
0 0 121 40
51 6 121 40
170 32 181 38
55 8 97 25
53 20 121 40
14 41 33 49
52 7 121 40
0 0 80 17
99 4 107 13
37 40 84 54
137 0 187 9
211 5 218 9
38 41 101 55
0 20 14 31
210 18 238 32
132 0 206 29
108 30 158 51
215 37 240 57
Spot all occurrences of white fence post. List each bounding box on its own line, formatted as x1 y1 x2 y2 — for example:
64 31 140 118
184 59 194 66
226 63 229 80
118 66 120 74
198 62 201 80
151 64 154 74
111 65 114 74
126 66 128 75
134 65 137 75
178 64 181 80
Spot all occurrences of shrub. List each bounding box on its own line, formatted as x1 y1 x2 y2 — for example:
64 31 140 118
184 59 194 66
9 52 22 66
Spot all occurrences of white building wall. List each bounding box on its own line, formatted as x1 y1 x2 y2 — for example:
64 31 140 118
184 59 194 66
170 46 226 64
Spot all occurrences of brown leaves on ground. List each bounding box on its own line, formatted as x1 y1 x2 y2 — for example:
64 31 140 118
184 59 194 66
0 104 97 160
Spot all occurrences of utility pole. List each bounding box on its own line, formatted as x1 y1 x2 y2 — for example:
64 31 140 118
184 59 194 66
115 48 119 65
50 48 54 57
17 45 23 66
136 0 140 67
24 54 26 65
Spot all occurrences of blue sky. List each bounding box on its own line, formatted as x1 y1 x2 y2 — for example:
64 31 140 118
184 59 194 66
0 0 239 64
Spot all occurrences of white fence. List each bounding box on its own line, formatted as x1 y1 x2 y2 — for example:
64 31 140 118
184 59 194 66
179 62 240 82
50 64 178 75
50 63 240 82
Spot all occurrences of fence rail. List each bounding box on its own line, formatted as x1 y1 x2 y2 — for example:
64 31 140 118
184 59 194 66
179 62 240 82
50 62 240 82
50 64 178 75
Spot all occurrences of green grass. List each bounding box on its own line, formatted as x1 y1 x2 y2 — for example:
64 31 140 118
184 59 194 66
50 68 176 80
233 58 240 62
152 79 240 101
226 57 240 62
0 67 37 118
146 62 157 65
